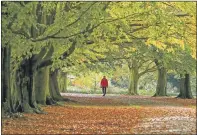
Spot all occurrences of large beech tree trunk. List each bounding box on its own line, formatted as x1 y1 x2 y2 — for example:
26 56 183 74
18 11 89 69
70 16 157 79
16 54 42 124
2 3 72 115
61 72 68 93
58 72 68 93
128 67 139 95
2 46 12 114
34 67 49 105
13 59 42 113
49 70 68 101
177 74 193 99
153 59 167 97
153 67 167 96
9 43 71 113
34 66 57 105
128 59 139 95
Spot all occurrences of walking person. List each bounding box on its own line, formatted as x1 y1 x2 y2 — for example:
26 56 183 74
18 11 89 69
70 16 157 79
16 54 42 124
100 76 108 96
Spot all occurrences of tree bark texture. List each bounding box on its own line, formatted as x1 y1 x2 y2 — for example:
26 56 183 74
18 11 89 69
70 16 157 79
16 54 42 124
11 59 39 113
3 3 73 114
153 59 167 97
1 46 12 114
49 70 65 101
58 72 68 92
177 74 193 99
128 59 139 95
34 67 49 104
153 67 167 96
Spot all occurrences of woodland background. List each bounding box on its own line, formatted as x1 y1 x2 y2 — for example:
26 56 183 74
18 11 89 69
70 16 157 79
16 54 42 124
1 2 196 134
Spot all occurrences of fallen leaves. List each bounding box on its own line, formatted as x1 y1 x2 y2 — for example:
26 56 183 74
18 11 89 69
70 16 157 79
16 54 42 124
2 94 196 134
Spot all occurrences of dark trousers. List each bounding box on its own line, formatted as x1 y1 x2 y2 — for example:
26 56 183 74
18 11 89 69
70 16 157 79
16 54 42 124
102 87 106 96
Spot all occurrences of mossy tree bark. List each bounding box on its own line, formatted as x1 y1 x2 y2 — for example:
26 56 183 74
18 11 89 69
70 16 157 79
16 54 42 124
49 70 69 101
128 64 139 95
10 46 52 113
34 66 57 105
153 59 167 97
58 72 68 93
2 46 43 114
153 67 167 96
127 58 157 95
62 72 68 93
2 46 13 115
10 41 73 111
10 22 54 112
177 74 193 99
34 67 49 105
13 58 43 113
10 46 58 112
3 2 76 114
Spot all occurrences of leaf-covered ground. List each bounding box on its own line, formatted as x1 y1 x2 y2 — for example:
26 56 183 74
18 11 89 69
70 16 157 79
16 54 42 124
2 94 196 134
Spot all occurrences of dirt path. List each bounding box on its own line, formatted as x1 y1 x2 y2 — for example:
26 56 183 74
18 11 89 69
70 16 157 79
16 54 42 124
2 94 196 134
132 115 196 134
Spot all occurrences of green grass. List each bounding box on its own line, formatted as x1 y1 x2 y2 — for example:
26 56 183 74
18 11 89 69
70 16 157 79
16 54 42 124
138 89 155 96
188 105 196 109
65 86 128 94
63 86 196 98
129 105 142 109
65 87 155 96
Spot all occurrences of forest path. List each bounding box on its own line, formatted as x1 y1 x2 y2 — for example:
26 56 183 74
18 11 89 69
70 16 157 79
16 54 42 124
62 93 196 107
2 93 196 134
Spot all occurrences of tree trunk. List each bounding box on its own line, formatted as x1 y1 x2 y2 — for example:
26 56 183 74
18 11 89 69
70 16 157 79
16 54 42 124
153 67 167 96
34 67 49 104
4 4 71 114
59 72 68 93
1 46 12 114
49 70 69 101
153 59 167 97
12 59 43 113
185 74 193 98
62 72 68 92
34 66 57 105
177 74 193 99
128 61 139 95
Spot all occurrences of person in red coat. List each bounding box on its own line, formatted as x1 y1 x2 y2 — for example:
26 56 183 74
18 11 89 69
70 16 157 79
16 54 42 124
100 76 108 96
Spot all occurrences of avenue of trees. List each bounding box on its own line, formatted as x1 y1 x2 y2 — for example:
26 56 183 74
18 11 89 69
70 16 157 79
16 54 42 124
2 2 196 115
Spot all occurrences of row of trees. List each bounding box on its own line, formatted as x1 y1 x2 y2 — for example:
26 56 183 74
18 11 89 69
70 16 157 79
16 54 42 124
2 2 196 115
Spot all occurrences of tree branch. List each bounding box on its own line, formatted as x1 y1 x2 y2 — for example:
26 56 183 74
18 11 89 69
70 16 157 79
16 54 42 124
138 59 150 69
31 10 152 42
130 25 150 33
36 40 76 69
90 56 132 63
162 2 192 17
31 2 97 42
32 47 47 62
139 65 157 77
59 40 76 60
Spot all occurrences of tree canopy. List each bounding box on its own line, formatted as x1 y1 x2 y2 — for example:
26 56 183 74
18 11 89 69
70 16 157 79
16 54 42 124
1 2 196 115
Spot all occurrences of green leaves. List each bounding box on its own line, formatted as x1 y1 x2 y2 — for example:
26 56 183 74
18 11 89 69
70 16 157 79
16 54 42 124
2 2 196 77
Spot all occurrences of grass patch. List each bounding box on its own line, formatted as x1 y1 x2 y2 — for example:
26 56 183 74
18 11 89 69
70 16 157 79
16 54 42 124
188 105 196 109
129 105 142 109
138 89 155 96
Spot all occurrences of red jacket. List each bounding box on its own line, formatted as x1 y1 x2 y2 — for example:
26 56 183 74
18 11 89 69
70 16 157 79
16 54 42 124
100 78 108 87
